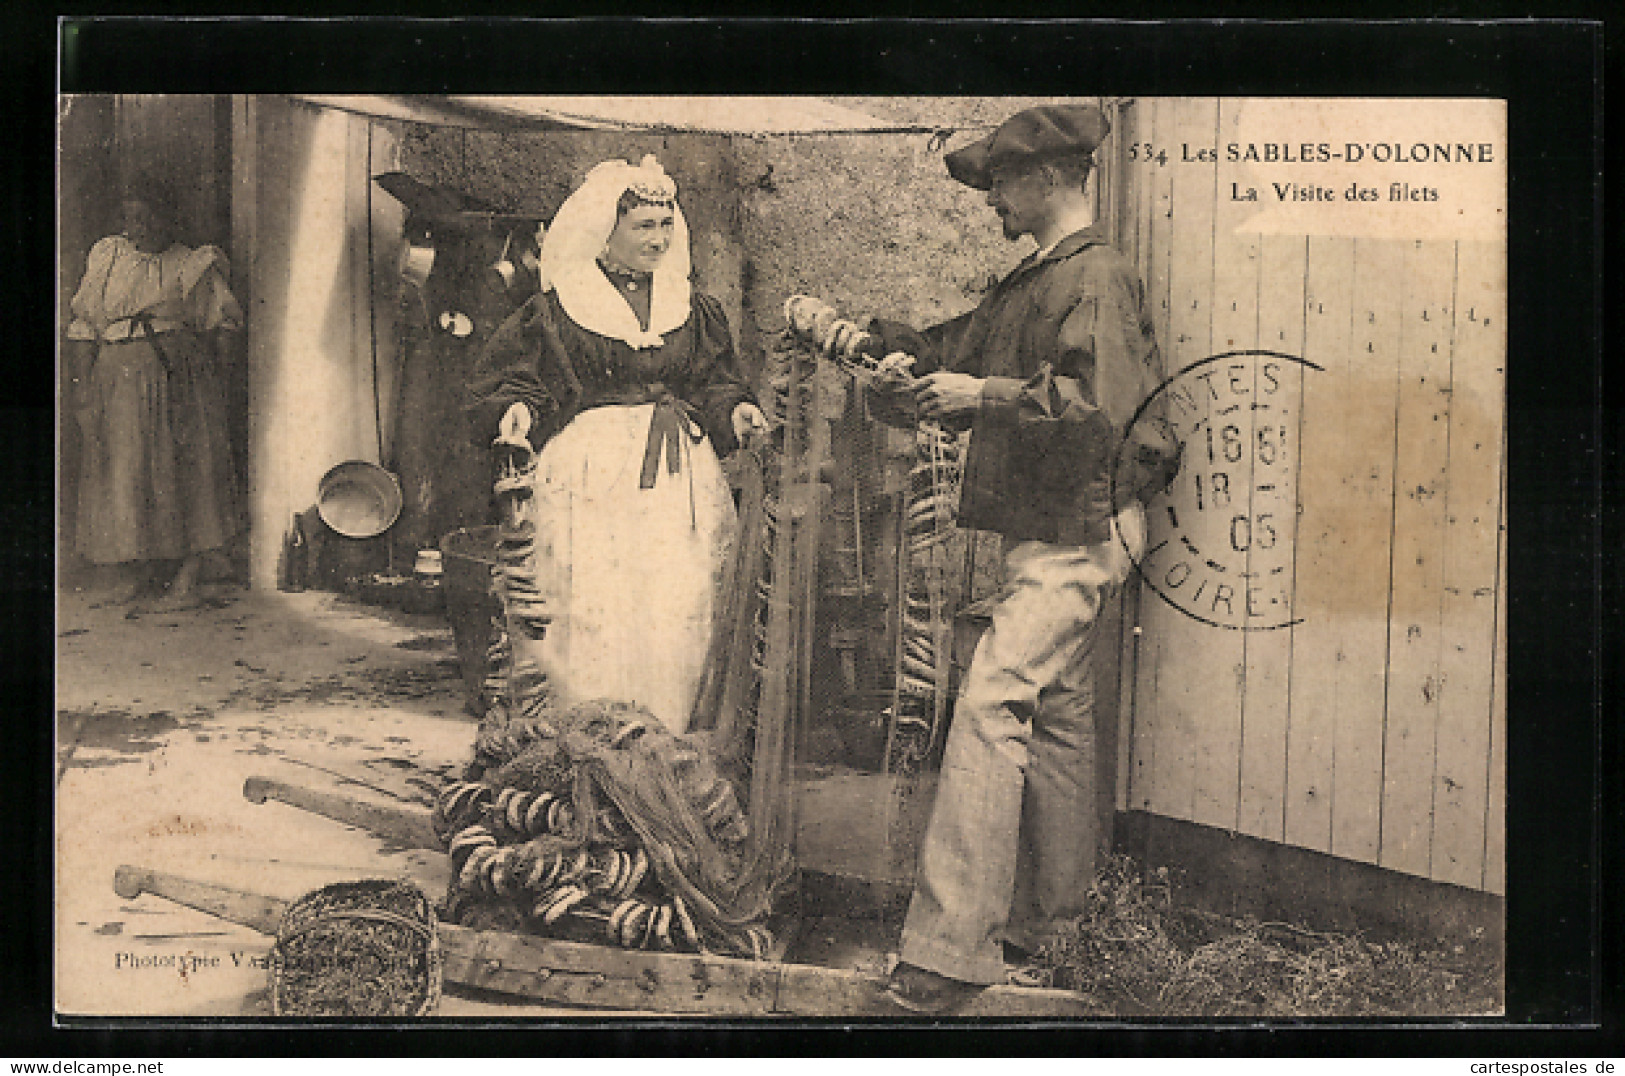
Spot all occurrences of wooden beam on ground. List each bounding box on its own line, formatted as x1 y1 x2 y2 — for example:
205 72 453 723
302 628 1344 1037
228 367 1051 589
772 961 1092 1018
275 752 440 806
441 930 1090 1017
438 927 781 1016
113 865 288 936
243 775 441 850
114 865 1092 1017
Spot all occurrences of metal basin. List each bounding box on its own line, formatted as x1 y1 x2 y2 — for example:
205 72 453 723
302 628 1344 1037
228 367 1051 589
316 461 403 539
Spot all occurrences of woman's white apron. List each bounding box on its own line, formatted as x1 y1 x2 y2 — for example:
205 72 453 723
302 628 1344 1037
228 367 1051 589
523 403 736 734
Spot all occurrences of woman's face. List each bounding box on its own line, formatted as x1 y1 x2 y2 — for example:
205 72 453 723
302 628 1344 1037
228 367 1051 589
603 202 674 275
121 198 171 254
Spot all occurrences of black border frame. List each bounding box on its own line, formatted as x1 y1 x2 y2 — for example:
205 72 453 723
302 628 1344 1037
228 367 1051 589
5 13 1612 1057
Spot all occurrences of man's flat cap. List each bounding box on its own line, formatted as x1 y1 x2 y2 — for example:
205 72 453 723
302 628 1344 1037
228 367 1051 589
945 103 1111 190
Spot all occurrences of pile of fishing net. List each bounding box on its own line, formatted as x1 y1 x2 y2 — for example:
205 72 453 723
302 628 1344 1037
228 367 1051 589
435 444 795 960
434 697 787 958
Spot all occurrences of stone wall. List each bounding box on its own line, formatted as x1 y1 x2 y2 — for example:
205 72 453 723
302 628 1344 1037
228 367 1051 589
398 126 747 362
734 97 1085 345
395 96 1092 380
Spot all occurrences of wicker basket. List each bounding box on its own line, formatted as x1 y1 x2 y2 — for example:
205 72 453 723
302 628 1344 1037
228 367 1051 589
270 880 442 1017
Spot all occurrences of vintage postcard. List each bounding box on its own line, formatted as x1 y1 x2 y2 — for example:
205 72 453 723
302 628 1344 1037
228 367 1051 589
56 92 1507 1020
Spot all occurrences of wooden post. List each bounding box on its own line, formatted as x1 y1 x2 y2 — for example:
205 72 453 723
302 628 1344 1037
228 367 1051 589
883 488 908 775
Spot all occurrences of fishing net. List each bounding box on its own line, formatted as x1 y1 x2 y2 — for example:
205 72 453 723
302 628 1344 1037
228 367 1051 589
436 435 796 960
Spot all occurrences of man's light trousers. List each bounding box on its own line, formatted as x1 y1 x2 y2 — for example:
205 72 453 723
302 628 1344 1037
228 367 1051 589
899 507 1143 984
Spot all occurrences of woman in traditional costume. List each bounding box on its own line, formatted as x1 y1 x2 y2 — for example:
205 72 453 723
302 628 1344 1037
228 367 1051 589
65 181 244 610
470 156 768 736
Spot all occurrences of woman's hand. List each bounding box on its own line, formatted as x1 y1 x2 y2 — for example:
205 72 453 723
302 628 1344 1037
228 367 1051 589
731 402 770 447
820 318 867 361
497 402 533 446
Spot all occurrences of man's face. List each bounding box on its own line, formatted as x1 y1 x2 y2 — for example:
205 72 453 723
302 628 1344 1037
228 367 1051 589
985 164 1050 241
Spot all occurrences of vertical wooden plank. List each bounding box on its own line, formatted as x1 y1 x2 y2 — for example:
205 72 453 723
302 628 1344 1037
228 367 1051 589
1115 97 1153 813
1378 240 1458 878
1281 237 1353 853
1129 98 1174 813
1482 426 1507 895
1114 100 1140 284
1145 97 1225 826
1187 97 1253 832
1144 100 1176 371
1328 239 1406 866
1105 98 1141 816
1115 587 1139 812
1235 231 1308 841
1132 99 1155 314
1428 239 1507 888
250 100 382 589
1098 98 1119 250
243 95 282 592
229 96 258 342
229 95 266 589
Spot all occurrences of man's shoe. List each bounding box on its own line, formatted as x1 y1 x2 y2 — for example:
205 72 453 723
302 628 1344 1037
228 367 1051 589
883 962 983 1014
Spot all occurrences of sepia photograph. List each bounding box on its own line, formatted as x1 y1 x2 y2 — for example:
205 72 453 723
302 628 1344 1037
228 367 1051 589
55 89 1510 1021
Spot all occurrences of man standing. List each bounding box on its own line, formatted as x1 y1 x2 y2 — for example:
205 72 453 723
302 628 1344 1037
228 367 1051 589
824 103 1179 1012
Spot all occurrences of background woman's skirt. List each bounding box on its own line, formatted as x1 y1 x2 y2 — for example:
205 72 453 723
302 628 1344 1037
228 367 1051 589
75 333 242 565
520 403 736 736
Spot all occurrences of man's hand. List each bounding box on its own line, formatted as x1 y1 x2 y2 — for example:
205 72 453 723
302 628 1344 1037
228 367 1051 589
732 401 771 446
872 351 916 388
911 371 985 421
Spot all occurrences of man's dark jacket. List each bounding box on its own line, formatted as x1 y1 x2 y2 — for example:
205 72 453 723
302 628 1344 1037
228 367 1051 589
870 225 1180 547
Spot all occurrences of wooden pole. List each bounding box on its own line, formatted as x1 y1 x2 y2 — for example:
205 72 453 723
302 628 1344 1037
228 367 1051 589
883 489 908 775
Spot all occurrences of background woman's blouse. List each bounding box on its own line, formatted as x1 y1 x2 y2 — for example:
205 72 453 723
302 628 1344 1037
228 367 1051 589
68 235 244 342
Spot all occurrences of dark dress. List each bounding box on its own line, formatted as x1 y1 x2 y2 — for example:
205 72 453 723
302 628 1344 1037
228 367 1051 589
68 236 243 564
468 283 751 459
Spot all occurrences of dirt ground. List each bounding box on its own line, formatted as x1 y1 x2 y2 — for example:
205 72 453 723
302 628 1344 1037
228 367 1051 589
54 575 1501 1020
53 579 656 1018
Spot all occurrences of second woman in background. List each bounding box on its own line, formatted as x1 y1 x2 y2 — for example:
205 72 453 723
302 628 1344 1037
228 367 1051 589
66 180 243 611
